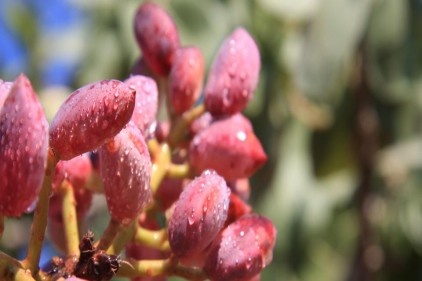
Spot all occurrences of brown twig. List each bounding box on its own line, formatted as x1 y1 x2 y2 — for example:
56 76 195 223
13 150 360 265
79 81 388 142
346 42 379 281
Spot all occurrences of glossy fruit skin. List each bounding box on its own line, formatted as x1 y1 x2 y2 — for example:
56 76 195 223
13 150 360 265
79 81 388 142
155 177 185 211
134 2 179 76
189 114 267 181
49 79 136 160
205 27 260 116
169 47 205 115
53 154 93 192
99 122 152 226
204 215 276 281
124 75 158 137
0 74 48 217
189 112 213 137
225 192 252 227
168 170 230 261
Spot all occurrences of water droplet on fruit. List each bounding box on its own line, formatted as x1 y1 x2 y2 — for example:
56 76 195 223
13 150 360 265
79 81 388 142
236 131 247 141
245 257 253 269
188 214 195 225
25 199 37 213
240 230 245 237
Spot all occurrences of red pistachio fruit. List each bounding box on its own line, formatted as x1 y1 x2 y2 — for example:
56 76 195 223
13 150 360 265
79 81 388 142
228 178 251 201
189 112 213 137
154 120 170 143
155 177 185 211
53 154 93 192
189 114 266 181
168 170 230 262
169 47 205 115
51 154 93 220
49 79 136 160
205 27 260 116
99 122 152 226
124 75 158 137
134 2 179 76
225 192 252 227
0 74 48 217
204 214 276 281
0 79 13 109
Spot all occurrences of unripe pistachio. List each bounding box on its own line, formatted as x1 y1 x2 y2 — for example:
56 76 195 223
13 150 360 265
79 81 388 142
189 114 266 181
0 74 48 217
169 47 205 115
99 122 152 226
168 170 230 262
204 215 276 281
205 27 260 116
125 75 158 137
134 2 179 76
49 79 136 160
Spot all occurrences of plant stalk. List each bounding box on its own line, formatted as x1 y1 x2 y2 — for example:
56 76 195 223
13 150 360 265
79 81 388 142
60 180 80 256
22 148 58 276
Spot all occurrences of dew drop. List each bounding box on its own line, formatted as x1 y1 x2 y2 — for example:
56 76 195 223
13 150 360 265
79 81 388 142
188 214 195 226
25 199 38 213
236 131 247 142
245 257 253 269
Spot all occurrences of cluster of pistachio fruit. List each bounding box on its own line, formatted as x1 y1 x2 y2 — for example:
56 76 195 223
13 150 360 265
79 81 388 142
0 2 276 281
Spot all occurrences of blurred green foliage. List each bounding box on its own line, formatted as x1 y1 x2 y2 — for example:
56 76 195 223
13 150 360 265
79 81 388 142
2 0 422 280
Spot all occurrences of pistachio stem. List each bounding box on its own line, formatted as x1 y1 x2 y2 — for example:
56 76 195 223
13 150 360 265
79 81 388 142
0 251 36 281
168 103 206 147
97 218 123 251
167 163 191 179
134 226 170 251
22 148 58 276
117 257 207 280
60 180 80 256
106 222 136 255
147 138 162 159
150 143 171 194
